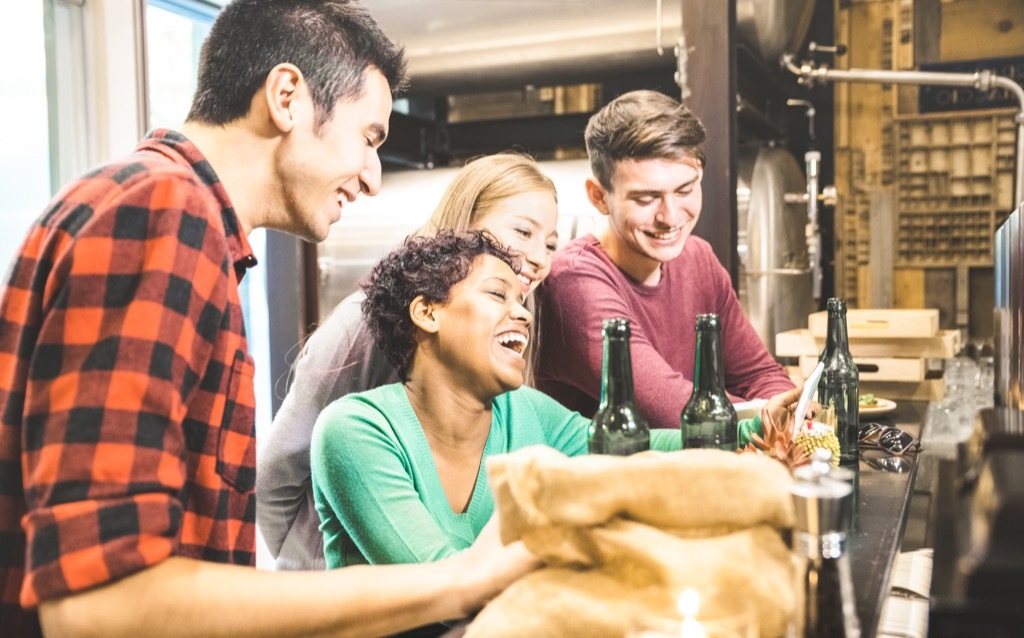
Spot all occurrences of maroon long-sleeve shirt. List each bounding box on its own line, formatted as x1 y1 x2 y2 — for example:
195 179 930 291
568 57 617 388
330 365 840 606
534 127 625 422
537 234 794 429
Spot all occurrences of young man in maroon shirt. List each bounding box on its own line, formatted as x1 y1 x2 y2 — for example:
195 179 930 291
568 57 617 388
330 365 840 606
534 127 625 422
538 90 795 429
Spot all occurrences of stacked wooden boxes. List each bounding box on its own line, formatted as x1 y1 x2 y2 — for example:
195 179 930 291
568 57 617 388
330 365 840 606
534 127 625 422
776 309 960 401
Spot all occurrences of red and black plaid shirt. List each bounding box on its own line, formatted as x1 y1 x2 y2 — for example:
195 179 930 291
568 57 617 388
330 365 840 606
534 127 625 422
0 130 259 636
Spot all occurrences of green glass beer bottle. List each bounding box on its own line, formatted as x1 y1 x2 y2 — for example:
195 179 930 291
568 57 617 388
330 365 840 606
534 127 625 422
817 298 860 463
680 314 738 450
589 318 651 455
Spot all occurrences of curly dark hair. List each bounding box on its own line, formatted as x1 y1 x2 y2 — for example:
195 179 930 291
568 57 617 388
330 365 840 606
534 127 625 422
361 231 521 381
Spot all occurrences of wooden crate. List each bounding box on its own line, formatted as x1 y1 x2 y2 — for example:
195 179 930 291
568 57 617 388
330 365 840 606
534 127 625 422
785 365 804 386
784 370 943 401
808 308 939 338
799 355 926 383
776 328 960 359
861 379 946 402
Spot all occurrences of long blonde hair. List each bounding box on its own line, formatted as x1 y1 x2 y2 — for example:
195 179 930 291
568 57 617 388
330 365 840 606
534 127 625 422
418 153 557 235
417 153 557 387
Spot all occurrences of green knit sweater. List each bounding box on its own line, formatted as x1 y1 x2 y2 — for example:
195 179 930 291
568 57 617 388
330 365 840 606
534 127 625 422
310 383 686 569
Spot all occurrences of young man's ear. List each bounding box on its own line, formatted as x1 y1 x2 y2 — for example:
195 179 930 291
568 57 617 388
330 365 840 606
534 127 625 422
409 295 440 333
585 177 612 217
263 63 304 134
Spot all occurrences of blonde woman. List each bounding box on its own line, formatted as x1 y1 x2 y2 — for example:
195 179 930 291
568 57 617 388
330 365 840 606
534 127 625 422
257 154 559 570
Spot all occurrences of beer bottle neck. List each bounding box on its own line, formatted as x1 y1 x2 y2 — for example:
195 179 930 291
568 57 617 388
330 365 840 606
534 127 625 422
599 335 636 408
826 309 851 356
693 327 727 393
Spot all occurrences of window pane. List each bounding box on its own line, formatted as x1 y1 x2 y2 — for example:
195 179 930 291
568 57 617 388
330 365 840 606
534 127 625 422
146 3 212 129
50 0 90 188
0 1 51 276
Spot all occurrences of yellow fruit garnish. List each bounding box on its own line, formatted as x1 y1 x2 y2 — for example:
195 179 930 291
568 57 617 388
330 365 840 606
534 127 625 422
794 421 840 466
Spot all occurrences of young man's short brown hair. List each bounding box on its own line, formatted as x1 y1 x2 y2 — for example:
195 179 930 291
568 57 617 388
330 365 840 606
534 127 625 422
585 90 707 190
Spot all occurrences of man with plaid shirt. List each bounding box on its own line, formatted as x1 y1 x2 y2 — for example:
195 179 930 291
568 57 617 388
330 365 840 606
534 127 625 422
0 1 537 636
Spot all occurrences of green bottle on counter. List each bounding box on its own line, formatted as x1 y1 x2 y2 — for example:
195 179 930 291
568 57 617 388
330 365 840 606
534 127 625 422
589 318 650 456
680 313 738 450
817 298 860 463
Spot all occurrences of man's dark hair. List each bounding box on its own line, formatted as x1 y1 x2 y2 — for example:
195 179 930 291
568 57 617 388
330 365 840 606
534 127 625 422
362 231 520 382
585 90 707 191
187 0 407 132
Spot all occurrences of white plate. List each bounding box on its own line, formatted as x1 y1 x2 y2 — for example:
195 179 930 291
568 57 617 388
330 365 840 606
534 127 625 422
859 398 897 417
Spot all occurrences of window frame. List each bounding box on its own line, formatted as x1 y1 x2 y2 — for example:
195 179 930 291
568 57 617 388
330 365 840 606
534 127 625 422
148 0 220 24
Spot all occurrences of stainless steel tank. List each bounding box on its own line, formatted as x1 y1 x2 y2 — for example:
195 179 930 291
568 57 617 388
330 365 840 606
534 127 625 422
736 0 816 62
368 0 815 92
737 145 813 356
369 0 682 93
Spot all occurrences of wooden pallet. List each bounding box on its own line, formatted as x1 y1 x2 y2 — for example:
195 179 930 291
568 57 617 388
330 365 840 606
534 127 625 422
776 328 960 359
808 308 939 339
799 355 926 382
781 307 950 402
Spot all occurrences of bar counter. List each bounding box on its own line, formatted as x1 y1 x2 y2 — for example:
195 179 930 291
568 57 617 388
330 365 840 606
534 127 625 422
847 399 927 638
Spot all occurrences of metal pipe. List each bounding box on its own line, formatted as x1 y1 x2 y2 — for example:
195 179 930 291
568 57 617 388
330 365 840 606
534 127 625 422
804 150 822 299
782 55 1024 207
993 75 1024 209
785 99 820 227
787 98 822 300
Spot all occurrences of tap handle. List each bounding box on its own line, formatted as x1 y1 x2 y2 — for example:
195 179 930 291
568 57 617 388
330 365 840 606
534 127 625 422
808 41 848 58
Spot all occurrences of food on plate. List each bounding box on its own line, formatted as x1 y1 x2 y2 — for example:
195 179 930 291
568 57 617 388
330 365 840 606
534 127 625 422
859 393 879 407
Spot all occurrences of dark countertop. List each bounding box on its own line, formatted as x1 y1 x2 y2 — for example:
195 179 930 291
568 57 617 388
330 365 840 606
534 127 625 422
847 399 927 638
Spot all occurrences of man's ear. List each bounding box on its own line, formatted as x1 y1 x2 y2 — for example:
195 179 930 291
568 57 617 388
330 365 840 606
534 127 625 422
585 177 611 217
409 295 440 334
263 63 303 134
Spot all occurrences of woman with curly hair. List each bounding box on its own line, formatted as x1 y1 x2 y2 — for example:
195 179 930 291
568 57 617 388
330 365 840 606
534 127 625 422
309 231 683 575
258 153 560 571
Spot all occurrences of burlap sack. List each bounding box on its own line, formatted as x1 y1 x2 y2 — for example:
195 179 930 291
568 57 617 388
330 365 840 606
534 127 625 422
467 447 798 637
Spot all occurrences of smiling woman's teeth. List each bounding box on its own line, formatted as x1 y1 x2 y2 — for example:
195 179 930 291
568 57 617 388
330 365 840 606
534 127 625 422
518 274 532 288
497 332 528 355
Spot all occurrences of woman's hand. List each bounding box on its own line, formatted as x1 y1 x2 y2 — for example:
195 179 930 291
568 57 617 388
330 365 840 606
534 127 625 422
760 386 819 430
